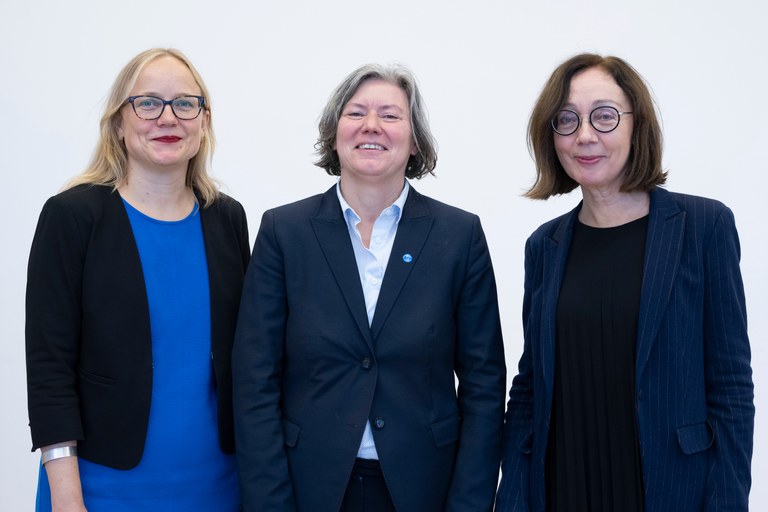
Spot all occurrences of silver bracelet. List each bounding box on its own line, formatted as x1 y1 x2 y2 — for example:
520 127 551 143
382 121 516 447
41 445 77 465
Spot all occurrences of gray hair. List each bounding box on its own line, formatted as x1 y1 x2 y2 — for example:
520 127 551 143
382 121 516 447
314 63 438 179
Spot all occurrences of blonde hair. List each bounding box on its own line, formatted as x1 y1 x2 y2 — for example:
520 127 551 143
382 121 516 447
65 48 219 206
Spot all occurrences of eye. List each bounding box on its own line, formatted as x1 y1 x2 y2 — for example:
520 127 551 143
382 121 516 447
381 113 401 121
173 97 196 111
344 111 364 119
592 107 618 122
555 110 578 126
135 97 161 110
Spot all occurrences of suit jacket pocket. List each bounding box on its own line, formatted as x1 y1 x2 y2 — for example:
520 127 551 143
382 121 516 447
676 420 714 455
78 366 116 385
282 417 301 448
431 414 460 448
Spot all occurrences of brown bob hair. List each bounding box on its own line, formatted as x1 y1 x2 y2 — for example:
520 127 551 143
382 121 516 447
526 53 666 199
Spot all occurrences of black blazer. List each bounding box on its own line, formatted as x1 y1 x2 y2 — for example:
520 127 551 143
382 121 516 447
26 184 250 469
233 185 507 511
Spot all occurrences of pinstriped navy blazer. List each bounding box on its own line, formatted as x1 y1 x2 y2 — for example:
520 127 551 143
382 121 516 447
497 187 754 511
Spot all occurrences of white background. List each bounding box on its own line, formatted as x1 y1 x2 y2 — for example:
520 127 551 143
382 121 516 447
1 0 765 509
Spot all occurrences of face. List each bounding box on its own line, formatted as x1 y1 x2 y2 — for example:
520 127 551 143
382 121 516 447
335 79 416 184
554 67 633 194
117 56 208 175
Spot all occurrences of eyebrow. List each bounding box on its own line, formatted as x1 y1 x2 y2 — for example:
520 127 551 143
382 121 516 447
344 102 405 111
562 99 626 110
135 92 201 98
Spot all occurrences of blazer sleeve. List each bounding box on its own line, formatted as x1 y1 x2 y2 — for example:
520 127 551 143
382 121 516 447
445 215 507 511
232 208 297 511
26 195 88 450
702 206 754 510
496 236 537 511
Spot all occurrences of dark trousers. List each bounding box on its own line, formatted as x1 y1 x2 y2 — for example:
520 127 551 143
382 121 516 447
340 458 396 512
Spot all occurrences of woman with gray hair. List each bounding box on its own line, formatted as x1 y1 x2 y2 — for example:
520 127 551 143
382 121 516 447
233 63 506 511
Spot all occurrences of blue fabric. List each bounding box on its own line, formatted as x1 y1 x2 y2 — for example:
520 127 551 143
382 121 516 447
36 200 239 511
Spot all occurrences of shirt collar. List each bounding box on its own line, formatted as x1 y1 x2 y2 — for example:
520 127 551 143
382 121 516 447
336 180 410 228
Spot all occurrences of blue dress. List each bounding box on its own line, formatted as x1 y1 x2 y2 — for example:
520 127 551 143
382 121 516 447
36 200 240 511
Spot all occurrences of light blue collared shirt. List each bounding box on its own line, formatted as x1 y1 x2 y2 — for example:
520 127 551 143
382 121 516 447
336 180 410 459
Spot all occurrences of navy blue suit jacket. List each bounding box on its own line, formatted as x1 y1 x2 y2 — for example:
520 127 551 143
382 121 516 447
497 187 754 511
233 185 506 511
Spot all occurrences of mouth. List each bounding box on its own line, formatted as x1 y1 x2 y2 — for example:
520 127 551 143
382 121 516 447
154 136 182 143
575 155 602 164
356 143 386 151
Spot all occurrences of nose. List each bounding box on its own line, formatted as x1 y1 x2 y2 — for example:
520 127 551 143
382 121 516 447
361 113 381 133
156 103 178 126
574 117 598 144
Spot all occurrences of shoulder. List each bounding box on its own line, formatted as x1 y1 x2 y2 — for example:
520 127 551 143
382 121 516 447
39 184 116 225
528 207 577 244
656 187 729 213
204 191 246 218
408 189 480 227
267 193 327 219
652 187 735 229
46 183 113 210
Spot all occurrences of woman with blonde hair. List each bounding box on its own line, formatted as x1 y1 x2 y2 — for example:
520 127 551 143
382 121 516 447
26 48 250 511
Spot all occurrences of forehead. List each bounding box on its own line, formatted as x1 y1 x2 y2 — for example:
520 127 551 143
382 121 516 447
131 56 200 93
348 78 409 106
566 67 630 107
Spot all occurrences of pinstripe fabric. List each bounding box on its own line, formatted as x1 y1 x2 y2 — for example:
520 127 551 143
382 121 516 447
497 187 754 511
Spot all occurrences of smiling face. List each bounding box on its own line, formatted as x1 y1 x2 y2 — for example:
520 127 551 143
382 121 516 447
117 55 208 177
334 79 416 186
554 67 633 195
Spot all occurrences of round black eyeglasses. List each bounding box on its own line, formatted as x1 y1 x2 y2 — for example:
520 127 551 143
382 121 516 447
551 106 632 136
124 95 206 120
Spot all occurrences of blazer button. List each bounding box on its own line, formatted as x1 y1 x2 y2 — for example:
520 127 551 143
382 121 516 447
374 418 385 429
361 357 372 370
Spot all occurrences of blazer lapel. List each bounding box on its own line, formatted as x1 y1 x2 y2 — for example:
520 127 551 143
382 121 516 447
635 187 685 383
370 187 433 340
310 186 374 346
540 206 579 399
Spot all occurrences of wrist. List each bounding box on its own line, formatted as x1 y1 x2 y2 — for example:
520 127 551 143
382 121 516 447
42 445 78 465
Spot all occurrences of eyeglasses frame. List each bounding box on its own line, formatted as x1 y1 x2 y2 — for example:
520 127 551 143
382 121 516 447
124 95 206 121
551 106 633 136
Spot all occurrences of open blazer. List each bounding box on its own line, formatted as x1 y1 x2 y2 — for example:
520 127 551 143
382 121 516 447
26 184 250 469
497 186 754 511
232 185 507 512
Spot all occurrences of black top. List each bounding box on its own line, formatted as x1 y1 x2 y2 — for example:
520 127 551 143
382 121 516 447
546 215 648 511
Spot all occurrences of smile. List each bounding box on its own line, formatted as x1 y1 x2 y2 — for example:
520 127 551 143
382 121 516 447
357 143 385 150
575 155 602 164
154 136 181 143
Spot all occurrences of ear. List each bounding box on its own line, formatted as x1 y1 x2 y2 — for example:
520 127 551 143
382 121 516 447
115 116 124 140
201 108 210 134
410 139 417 156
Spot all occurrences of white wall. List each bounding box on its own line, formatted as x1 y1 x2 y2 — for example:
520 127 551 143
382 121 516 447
2 0 765 509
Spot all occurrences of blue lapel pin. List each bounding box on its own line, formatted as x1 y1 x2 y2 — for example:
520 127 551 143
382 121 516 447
402 253 413 263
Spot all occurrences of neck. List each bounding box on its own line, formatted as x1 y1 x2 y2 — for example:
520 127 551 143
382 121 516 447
339 175 405 223
578 188 650 228
119 166 195 221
